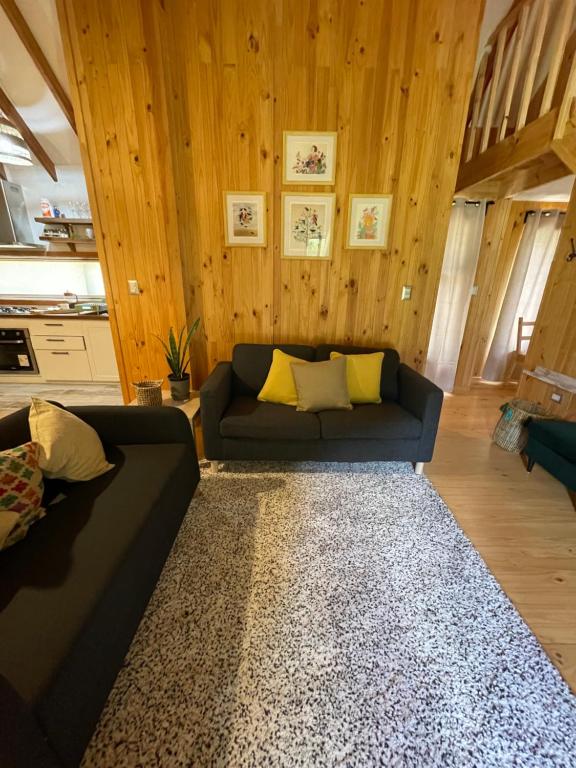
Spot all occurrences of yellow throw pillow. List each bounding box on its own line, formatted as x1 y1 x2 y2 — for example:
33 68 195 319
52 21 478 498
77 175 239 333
257 349 307 406
330 351 384 403
29 398 114 482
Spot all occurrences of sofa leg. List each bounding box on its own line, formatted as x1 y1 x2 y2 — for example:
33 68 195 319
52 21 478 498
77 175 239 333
211 461 219 473
414 462 425 475
526 456 535 473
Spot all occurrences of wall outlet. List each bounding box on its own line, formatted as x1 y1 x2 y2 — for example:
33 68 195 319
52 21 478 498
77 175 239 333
550 392 562 403
470 284 479 296
128 279 140 295
401 285 412 301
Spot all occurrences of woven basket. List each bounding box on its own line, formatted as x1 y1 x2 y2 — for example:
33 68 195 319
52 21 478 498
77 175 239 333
132 379 163 407
492 398 548 453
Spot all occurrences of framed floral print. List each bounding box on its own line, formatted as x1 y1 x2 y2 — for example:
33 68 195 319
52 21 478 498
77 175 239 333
282 193 336 260
283 131 337 185
223 192 266 247
346 194 392 249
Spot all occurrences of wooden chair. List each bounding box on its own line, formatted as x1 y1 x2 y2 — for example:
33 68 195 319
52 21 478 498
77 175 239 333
506 317 535 382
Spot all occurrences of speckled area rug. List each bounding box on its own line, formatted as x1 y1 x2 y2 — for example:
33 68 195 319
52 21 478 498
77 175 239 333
82 462 576 768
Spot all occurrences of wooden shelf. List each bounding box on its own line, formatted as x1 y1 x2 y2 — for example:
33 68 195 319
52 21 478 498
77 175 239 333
34 217 92 225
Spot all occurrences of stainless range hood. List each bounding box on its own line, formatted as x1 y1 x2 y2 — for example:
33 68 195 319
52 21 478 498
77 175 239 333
0 179 36 245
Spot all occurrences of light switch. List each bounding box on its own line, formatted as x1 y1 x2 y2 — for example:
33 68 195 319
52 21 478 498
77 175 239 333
471 285 479 296
401 285 412 301
128 280 140 295
551 392 562 403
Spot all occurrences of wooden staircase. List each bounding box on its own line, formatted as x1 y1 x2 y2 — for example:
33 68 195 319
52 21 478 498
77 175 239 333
457 0 576 198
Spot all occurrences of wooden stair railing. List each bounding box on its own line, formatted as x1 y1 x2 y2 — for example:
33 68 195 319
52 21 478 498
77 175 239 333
458 0 576 196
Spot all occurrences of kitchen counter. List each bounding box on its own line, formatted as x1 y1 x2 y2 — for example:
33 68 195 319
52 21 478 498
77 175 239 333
0 311 109 320
0 298 108 320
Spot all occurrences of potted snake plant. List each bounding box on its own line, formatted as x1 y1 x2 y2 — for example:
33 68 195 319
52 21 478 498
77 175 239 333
156 319 200 401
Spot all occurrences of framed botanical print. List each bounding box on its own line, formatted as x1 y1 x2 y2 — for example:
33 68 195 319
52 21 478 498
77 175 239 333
346 194 392 249
223 192 267 247
282 193 336 260
283 131 337 185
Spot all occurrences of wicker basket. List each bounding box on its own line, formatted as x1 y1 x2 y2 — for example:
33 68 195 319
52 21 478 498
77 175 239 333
492 398 548 453
132 379 163 407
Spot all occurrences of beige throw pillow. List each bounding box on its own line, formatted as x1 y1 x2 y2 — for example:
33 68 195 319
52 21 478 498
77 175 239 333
290 357 352 412
29 398 114 482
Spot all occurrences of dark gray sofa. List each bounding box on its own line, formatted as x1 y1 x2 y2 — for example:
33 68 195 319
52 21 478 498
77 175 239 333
0 404 200 768
201 343 443 468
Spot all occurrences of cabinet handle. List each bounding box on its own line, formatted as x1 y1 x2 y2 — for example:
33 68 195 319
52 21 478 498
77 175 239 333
44 323 64 327
50 351 70 356
46 338 65 342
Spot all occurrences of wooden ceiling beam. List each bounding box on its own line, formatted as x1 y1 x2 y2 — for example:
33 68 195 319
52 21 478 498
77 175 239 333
455 109 558 193
0 86 57 180
0 0 76 131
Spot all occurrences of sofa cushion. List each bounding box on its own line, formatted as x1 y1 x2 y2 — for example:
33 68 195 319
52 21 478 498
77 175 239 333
319 402 422 440
257 349 309 406
232 344 315 397
0 442 189 708
0 442 45 551
527 419 576 463
29 398 114 482
330 351 384 403
220 396 321 440
315 345 400 400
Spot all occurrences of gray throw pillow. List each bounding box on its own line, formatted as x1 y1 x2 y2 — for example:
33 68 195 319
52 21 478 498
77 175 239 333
290 357 352 412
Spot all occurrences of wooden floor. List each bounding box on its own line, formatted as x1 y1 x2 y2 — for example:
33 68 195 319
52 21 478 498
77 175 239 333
427 385 576 692
0 382 123 419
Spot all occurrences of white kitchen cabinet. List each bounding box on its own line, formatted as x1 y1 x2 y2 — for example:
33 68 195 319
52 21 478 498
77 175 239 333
35 349 93 381
0 317 119 383
31 335 86 351
84 324 120 381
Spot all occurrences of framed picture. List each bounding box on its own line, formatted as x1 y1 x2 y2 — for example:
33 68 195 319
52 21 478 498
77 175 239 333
282 193 336 260
346 194 392 249
283 131 337 185
223 192 266 247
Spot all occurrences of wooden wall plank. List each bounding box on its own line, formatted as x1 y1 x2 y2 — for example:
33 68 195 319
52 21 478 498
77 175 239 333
455 199 570 392
454 200 525 391
521 184 576 380
59 0 484 385
58 0 189 399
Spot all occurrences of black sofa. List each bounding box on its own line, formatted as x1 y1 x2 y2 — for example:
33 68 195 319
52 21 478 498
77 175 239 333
524 418 576 500
201 343 443 469
0 405 200 768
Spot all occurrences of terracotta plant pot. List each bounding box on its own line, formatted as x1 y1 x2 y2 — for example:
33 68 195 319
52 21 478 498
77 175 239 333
169 374 190 402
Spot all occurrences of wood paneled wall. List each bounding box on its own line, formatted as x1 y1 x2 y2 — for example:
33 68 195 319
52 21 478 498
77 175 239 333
455 199 570 393
454 200 527 392
521 185 576 380
58 0 484 390
58 0 189 400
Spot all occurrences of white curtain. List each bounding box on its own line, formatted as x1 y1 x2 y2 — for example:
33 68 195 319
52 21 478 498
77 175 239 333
483 210 562 382
426 199 486 392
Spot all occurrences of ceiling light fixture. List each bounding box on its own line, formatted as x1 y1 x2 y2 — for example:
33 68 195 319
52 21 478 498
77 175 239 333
0 114 33 166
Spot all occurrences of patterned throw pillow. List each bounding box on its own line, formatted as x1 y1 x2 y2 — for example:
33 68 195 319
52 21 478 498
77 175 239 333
0 442 45 551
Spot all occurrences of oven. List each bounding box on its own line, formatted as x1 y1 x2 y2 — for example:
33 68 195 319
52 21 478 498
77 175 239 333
0 328 39 373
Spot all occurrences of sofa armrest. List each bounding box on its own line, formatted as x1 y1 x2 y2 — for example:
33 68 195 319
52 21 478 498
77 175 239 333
0 674 61 768
67 406 195 448
200 362 232 459
398 364 443 461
